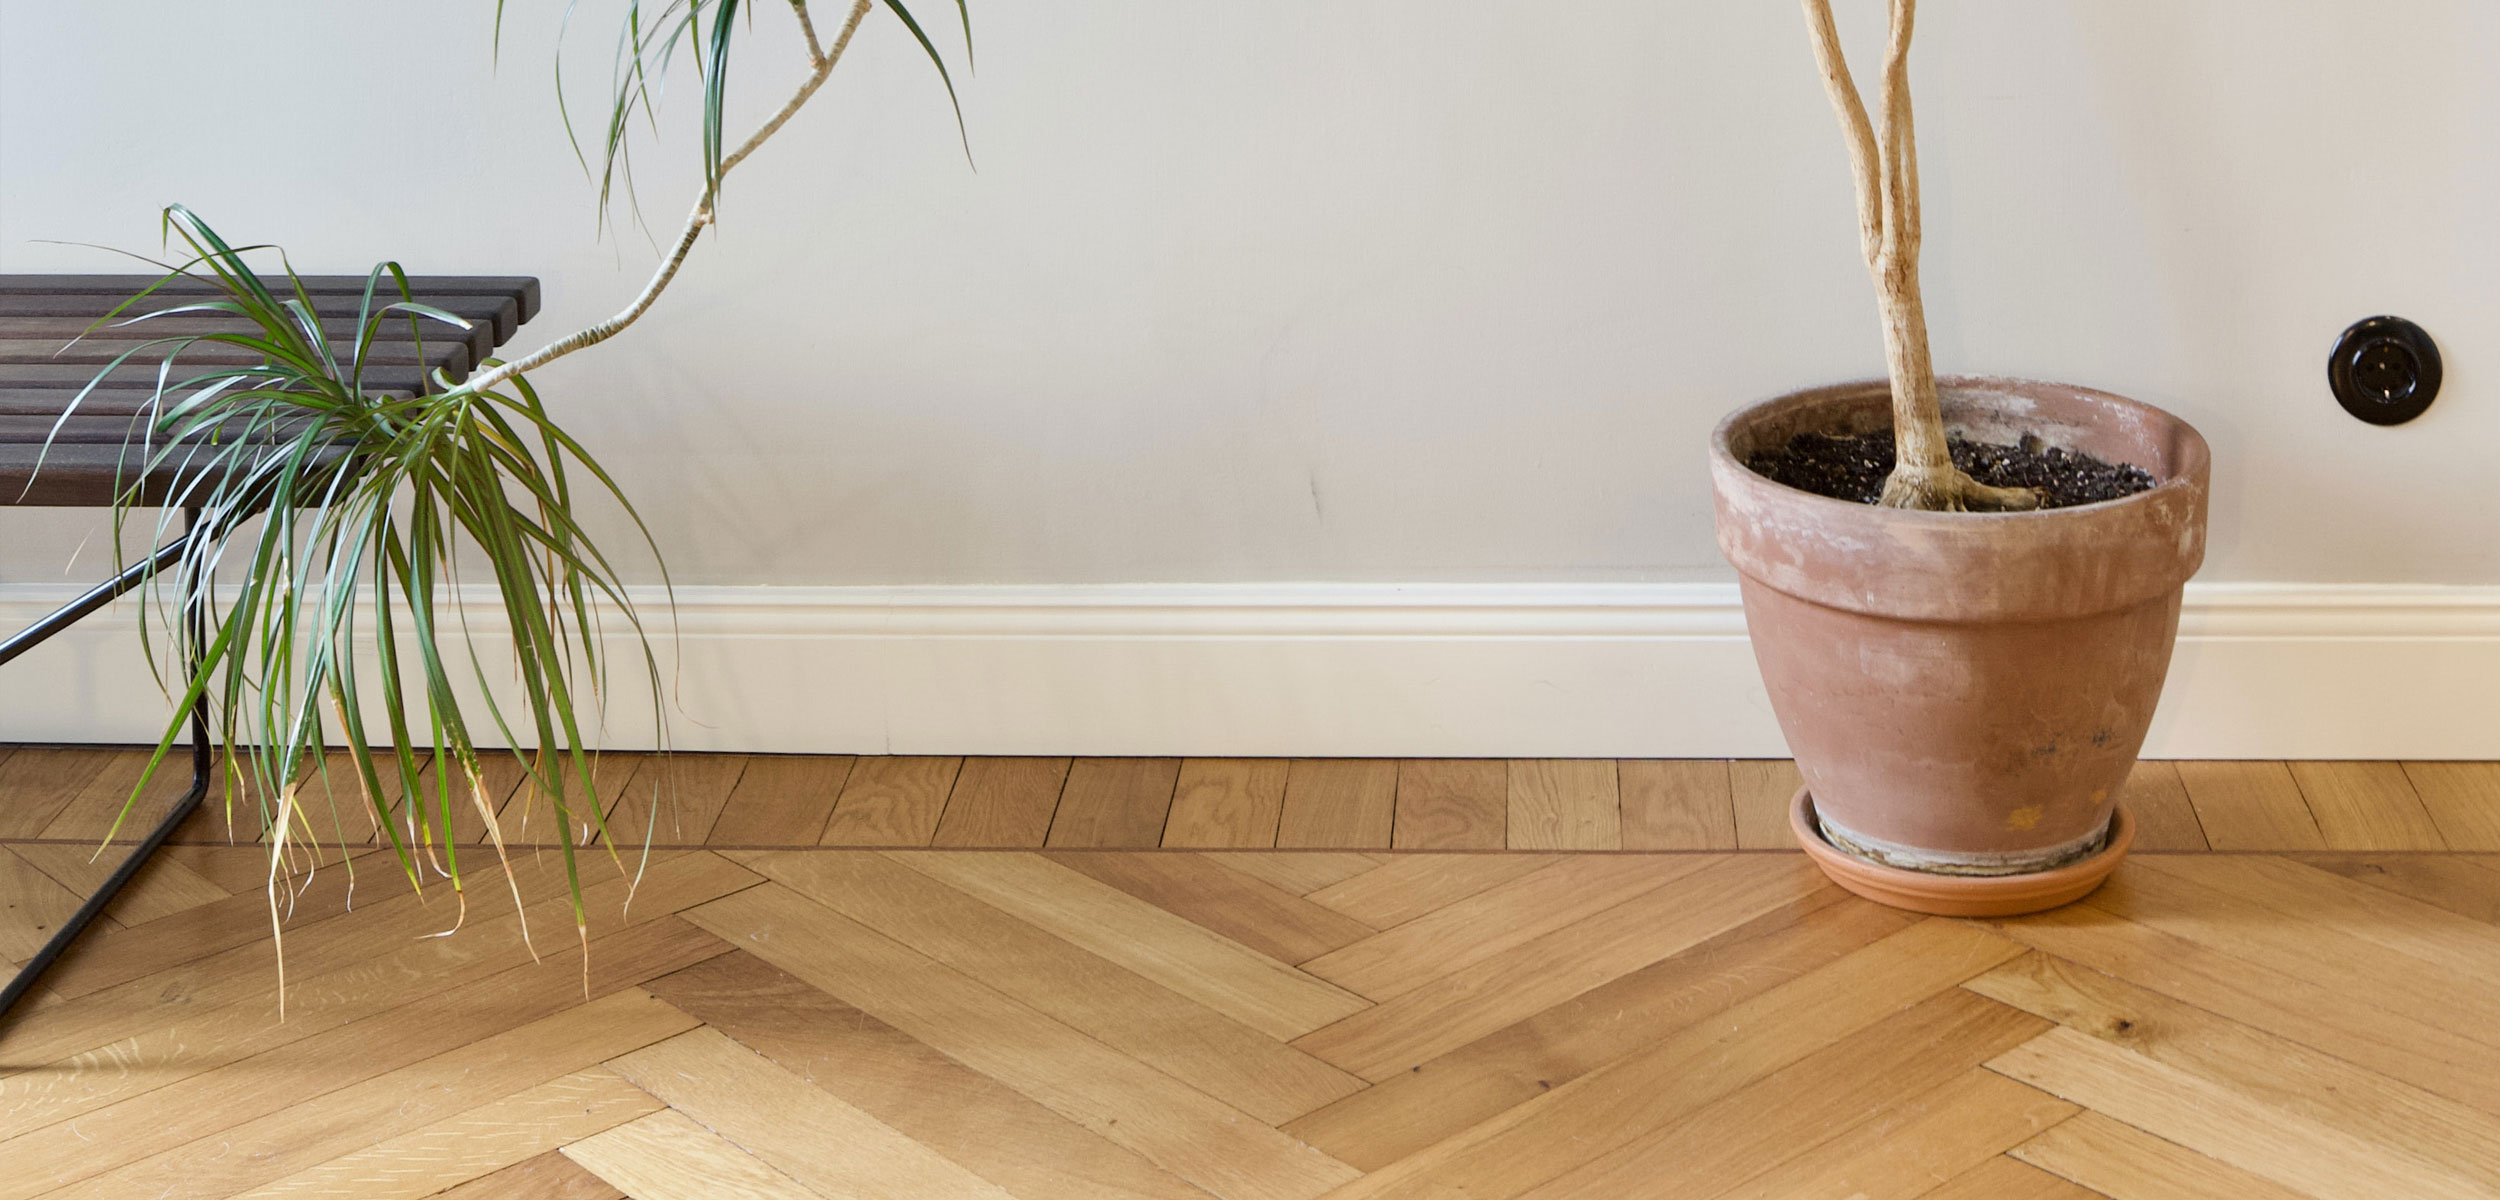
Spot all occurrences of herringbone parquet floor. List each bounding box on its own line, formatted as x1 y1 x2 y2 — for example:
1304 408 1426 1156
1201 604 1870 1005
3 746 2499 1198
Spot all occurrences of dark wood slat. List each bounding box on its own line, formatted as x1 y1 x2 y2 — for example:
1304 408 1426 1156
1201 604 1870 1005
0 387 415 417
0 274 539 322
0 339 472 377
0 292 522 343
0 314 498 366
1 441 352 506
0 360 439 392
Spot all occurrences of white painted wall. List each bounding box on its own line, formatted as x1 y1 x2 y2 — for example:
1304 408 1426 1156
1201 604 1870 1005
8 0 2497 589
5 2 2498 754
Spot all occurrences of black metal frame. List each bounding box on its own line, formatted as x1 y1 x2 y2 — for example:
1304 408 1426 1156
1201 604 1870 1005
0 508 211 1019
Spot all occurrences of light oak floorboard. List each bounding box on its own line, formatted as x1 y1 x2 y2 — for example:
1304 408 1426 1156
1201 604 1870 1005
2290 760 2448 850
1302 853 1557 930
2012 1110 2314 1200
820 755 963 847
1163 758 1289 848
933 756 1070 847
1277 759 1398 850
1050 850 1376 963
643 949 1207 1200
227 1069 658 1199
2402 761 2500 850
1299 854 1700 1001
1506 760 1620 851
1294 856 1828 1081
1616 759 1737 850
896 850 1368 1040
607 1027 1018 1198
1392 759 1506 850
2174 761 2324 851
562 1108 827 1200
1729 759 1802 849
743 849 1364 1123
2113 760 2207 851
708 755 857 846
682 882 1361 1200
1047 758 1181 848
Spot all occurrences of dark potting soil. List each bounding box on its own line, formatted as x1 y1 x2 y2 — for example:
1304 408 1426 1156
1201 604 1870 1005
1745 431 2156 508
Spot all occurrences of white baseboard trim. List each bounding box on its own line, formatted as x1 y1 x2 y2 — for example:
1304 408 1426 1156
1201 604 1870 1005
5 581 2497 759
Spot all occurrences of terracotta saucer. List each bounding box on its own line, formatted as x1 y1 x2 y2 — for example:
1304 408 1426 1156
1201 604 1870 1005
1788 787 2134 917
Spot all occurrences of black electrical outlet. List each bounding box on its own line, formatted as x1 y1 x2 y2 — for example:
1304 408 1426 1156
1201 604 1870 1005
2330 315 2442 426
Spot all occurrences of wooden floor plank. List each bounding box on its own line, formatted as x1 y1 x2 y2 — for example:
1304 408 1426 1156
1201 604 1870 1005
2295 852 2500 926
0 846 103 962
895 850 1369 1040
1517 1000 2058 1200
1992 1024 2491 1199
1210 852 1384 896
1728 759 1801 849
1918 1154 2107 1200
1684 1067 2077 1200
1321 940 2032 1200
819 755 963 847
0 852 749 1079
32 747 195 841
434 1151 627 1200
1283 890 1901 1170
1968 949 2500 1190
1294 856 1828 1081
1506 760 1621 851
707 754 857 846
2012 1110 2314 1200
0 911 729 1183
644 949 1210 1200
10 838 227 927
2290 760 2449 850
1048 757 1181 848
2174 761 2324 851
21 988 698 1200
1277 759 1398 849
682 882 1362 1200
1162 758 1289 848
599 751 747 847
562 1109 826 1200
2122 855 2500 1021
1990 888 2500 1119
1051 850 1377 963
2113 760 2208 851
607 1027 1020 1198
743 849 1365 1123
0 746 117 837
1302 853 1558 930
1616 759 1737 850
2401 761 2500 851
422 750 536 847
933 756 1071 847
1299 854 1698 1001
1392 759 1506 850
228 1069 659 1199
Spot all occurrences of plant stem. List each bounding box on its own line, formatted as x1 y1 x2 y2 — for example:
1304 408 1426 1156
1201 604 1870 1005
1800 0 2038 511
462 0 875 397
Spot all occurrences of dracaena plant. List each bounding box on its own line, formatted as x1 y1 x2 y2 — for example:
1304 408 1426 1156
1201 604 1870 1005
52 0 967 1002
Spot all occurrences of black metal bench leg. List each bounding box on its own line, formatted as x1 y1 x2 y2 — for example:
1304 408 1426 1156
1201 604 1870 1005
0 508 214 1025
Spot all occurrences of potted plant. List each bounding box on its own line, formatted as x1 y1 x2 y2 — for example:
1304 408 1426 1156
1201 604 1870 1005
1709 0 2210 915
55 0 968 995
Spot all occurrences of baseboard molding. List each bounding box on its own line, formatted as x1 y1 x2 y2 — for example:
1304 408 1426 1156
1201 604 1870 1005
5 581 2497 758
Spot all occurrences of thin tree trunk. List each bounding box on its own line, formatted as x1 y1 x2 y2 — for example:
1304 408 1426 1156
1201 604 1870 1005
1801 0 2039 511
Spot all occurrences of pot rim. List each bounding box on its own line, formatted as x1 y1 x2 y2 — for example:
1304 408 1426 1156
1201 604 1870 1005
1708 374 2210 524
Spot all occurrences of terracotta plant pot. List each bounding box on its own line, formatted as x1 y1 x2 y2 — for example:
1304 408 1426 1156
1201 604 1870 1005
1710 376 2209 916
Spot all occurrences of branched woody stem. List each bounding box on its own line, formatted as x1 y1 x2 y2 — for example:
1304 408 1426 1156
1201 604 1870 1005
1799 0 2039 511
460 0 875 397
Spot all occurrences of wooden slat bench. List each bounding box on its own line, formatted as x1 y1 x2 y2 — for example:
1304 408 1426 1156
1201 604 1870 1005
0 273 539 1020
